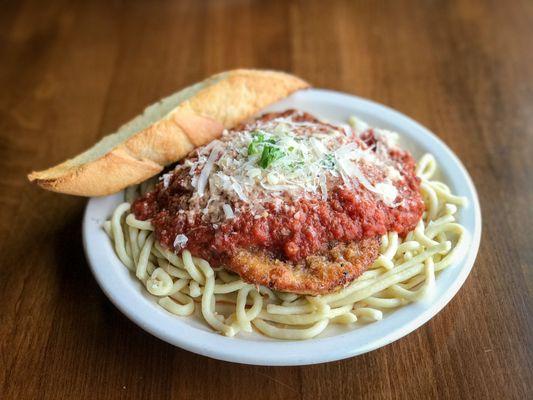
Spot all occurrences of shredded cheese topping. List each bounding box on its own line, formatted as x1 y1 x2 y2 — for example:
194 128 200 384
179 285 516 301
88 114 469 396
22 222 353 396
173 234 188 248
163 112 404 223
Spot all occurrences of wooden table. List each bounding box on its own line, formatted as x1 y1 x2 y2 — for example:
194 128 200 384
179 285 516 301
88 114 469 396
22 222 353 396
1 0 532 398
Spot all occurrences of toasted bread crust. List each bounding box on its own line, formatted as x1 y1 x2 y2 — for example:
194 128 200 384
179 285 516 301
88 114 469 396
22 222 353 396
28 69 309 196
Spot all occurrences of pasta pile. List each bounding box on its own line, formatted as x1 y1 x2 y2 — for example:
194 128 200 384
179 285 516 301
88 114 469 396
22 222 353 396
104 153 467 340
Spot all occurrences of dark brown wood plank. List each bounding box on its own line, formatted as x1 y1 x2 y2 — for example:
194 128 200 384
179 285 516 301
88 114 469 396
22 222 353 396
0 0 531 399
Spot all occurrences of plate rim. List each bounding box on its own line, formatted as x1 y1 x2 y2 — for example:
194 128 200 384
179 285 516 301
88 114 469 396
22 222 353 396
82 88 482 366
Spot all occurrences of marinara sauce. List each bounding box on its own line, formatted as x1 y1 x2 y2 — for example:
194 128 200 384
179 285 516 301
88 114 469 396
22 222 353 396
132 112 424 264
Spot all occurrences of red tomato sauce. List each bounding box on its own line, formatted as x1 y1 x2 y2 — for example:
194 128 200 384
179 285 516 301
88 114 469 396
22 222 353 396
132 114 424 264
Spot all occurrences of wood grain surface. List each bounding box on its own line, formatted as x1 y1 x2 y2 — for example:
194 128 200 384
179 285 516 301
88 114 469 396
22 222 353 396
1 0 532 399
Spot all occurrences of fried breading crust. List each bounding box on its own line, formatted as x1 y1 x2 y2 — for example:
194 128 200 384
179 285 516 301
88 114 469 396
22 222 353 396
225 237 380 295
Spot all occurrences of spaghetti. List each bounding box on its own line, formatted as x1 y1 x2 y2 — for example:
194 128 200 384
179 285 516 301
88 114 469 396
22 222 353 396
103 152 468 340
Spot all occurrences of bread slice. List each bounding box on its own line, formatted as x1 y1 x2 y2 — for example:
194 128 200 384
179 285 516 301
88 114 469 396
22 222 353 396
28 69 309 196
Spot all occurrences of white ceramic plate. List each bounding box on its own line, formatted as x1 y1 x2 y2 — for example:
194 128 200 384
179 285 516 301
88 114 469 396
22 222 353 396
83 89 481 366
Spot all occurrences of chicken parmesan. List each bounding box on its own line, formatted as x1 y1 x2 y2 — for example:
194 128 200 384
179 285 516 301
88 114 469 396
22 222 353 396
131 110 425 295
104 112 468 340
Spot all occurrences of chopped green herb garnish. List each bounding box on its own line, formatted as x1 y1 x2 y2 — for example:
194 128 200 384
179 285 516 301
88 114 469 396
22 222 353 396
259 145 285 168
289 160 305 170
248 130 284 166
248 131 266 155
321 153 336 169
248 141 260 155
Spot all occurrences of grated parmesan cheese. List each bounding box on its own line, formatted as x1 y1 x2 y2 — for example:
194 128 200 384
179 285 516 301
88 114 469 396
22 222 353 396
173 234 188 249
161 172 173 188
222 204 235 219
167 112 404 223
